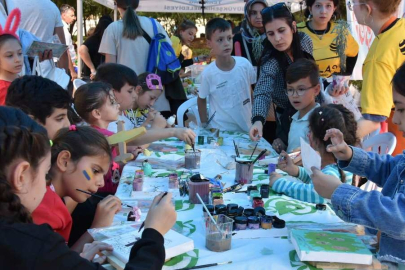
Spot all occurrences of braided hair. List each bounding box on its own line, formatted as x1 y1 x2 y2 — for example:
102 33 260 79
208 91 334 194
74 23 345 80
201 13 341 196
308 104 359 183
0 126 50 224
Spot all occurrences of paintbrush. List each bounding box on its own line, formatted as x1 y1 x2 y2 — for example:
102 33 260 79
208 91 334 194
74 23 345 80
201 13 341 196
76 189 133 208
233 140 240 158
249 143 258 159
196 193 224 238
204 111 216 128
249 149 267 169
178 261 233 270
138 191 168 232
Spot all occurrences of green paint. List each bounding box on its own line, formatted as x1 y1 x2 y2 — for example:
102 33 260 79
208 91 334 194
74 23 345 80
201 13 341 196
175 200 195 212
155 152 161 158
165 249 199 268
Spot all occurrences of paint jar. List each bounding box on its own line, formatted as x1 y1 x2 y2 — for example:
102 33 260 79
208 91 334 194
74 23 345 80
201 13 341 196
203 204 215 218
235 161 253 184
198 135 205 145
247 216 260 229
268 163 276 175
207 136 215 144
260 184 270 198
247 186 258 196
185 150 201 170
234 216 248 230
249 190 261 200
227 209 238 220
254 206 266 217
212 193 224 206
132 173 144 191
142 160 153 176
206 214 233 252
252 197 264 208
214 204 227 215
217 137 224 146
227 203 238 214
168 173 179 189
243 208 255 217
261 215 273 230
188 178 210 204
237 206 244 216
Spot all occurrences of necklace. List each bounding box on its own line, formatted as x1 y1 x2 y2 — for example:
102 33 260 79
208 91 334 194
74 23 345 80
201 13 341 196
308 21 328 40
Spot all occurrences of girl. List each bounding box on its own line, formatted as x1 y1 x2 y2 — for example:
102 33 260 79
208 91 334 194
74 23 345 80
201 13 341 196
123 72 167 129
79 15 113 80
298 0 359 82
0 107 177 269
249 3 314 142
311 63 405 265
0 9 23 105
232 0 268 67
270 104 358 204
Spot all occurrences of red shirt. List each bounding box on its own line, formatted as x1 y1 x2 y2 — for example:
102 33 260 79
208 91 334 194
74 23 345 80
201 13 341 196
92 125 119 194
32 186 72 242
0 80 12 105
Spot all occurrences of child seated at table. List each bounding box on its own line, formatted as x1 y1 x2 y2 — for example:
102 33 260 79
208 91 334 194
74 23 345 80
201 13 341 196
272 59 320 153
94 63 196 145
197 18 256 133
5 75 71 140
310 63 405 265
32 125 122 252
269 104 358 204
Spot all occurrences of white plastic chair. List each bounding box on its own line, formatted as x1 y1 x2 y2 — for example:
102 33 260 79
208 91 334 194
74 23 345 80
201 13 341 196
73 79 87 97
361 132 397 191
176 97 201 127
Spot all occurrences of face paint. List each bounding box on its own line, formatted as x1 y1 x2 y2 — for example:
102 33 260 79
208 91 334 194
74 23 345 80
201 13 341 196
83 169 92 181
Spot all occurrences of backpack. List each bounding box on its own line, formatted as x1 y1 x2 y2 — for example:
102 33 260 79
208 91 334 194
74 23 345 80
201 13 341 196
143 18 181 84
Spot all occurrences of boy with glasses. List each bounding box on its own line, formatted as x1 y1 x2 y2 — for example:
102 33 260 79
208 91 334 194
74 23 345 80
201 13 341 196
272 59 321 153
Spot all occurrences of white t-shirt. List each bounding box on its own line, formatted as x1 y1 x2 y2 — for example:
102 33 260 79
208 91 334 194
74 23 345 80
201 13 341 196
198 56 256 133
99 16 171 76
12 0 63 42
287 103 320 153
63 20 76 62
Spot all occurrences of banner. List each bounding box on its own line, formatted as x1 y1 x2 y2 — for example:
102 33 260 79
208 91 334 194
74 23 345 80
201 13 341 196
348 1 405 80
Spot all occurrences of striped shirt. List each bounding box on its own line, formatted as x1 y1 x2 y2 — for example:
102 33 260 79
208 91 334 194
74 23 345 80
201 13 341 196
252 32 313 124
272 164 353 204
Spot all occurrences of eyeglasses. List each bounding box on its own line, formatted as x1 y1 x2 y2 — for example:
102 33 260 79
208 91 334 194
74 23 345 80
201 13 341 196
285 85 317 96
346 0 366 11
261 2 293 17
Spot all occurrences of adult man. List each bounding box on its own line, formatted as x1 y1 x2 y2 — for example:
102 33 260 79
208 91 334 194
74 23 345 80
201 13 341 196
60 4 78 80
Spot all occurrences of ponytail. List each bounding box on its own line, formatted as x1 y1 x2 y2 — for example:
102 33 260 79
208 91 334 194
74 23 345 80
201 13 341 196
116 0 143 40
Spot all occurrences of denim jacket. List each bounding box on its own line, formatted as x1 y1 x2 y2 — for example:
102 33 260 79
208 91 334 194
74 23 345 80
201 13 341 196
332 147 405 264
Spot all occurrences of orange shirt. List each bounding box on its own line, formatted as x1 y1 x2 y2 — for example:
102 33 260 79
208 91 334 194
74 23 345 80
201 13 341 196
0 80 12 105
32 186 72 242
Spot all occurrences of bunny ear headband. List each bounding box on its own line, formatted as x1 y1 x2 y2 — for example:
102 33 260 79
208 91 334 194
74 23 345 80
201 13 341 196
0 8 21 40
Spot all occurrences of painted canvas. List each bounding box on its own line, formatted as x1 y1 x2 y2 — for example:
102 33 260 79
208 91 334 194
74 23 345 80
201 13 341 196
291 229 373 265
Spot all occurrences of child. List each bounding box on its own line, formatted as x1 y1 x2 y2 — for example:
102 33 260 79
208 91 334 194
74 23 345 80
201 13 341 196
197 18 256 133
123 72 167 129
272 59 321 153
270 104 358 204
6 75 72 139
0 107 176 269
311 63 405 265
95 63 196 145
32 126 122 251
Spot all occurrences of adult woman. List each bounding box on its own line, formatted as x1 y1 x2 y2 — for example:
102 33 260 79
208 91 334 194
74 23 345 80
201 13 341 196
249 3 314 145
348 0 405 152
99 0 171 114
232 0 268 67
0 106 177 270
298 0 359 81
79 15 113 80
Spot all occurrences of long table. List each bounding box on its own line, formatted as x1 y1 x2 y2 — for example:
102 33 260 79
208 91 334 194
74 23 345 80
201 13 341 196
112 131 354 270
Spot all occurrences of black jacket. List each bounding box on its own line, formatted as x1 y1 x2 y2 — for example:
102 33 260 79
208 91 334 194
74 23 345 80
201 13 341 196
0 221 165 270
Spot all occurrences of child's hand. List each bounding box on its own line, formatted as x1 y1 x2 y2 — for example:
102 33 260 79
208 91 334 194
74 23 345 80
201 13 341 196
269 172 283 187
278 151 299 177
174 128 196 145
272 138 286 154
92 195 122 228
324 128 353 161
80 241 113 263
144 192 177 236
249 121 263 141
311 167 342 199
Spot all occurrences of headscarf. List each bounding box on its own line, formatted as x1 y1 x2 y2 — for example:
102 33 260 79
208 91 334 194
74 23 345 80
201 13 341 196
241 0 268 62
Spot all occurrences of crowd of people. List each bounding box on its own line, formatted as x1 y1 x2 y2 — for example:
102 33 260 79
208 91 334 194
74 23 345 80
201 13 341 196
0 0 404 268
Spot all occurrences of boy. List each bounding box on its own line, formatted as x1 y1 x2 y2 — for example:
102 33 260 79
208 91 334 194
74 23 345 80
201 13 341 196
94 63 196 145
5 76 71 140
197 18 256 133
272 59 320 153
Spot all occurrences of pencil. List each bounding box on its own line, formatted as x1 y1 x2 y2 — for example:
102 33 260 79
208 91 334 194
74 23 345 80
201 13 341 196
75 189 133 208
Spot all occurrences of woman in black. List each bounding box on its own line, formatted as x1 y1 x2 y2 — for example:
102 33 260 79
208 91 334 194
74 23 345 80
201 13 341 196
79 16 113 80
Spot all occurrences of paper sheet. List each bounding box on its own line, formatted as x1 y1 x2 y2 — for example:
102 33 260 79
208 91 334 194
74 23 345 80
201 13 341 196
26 41 68 59
300 137 321 174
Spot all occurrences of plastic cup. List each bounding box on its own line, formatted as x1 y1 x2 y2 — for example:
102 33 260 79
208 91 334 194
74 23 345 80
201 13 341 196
235 161 253 184
205 214 233 252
